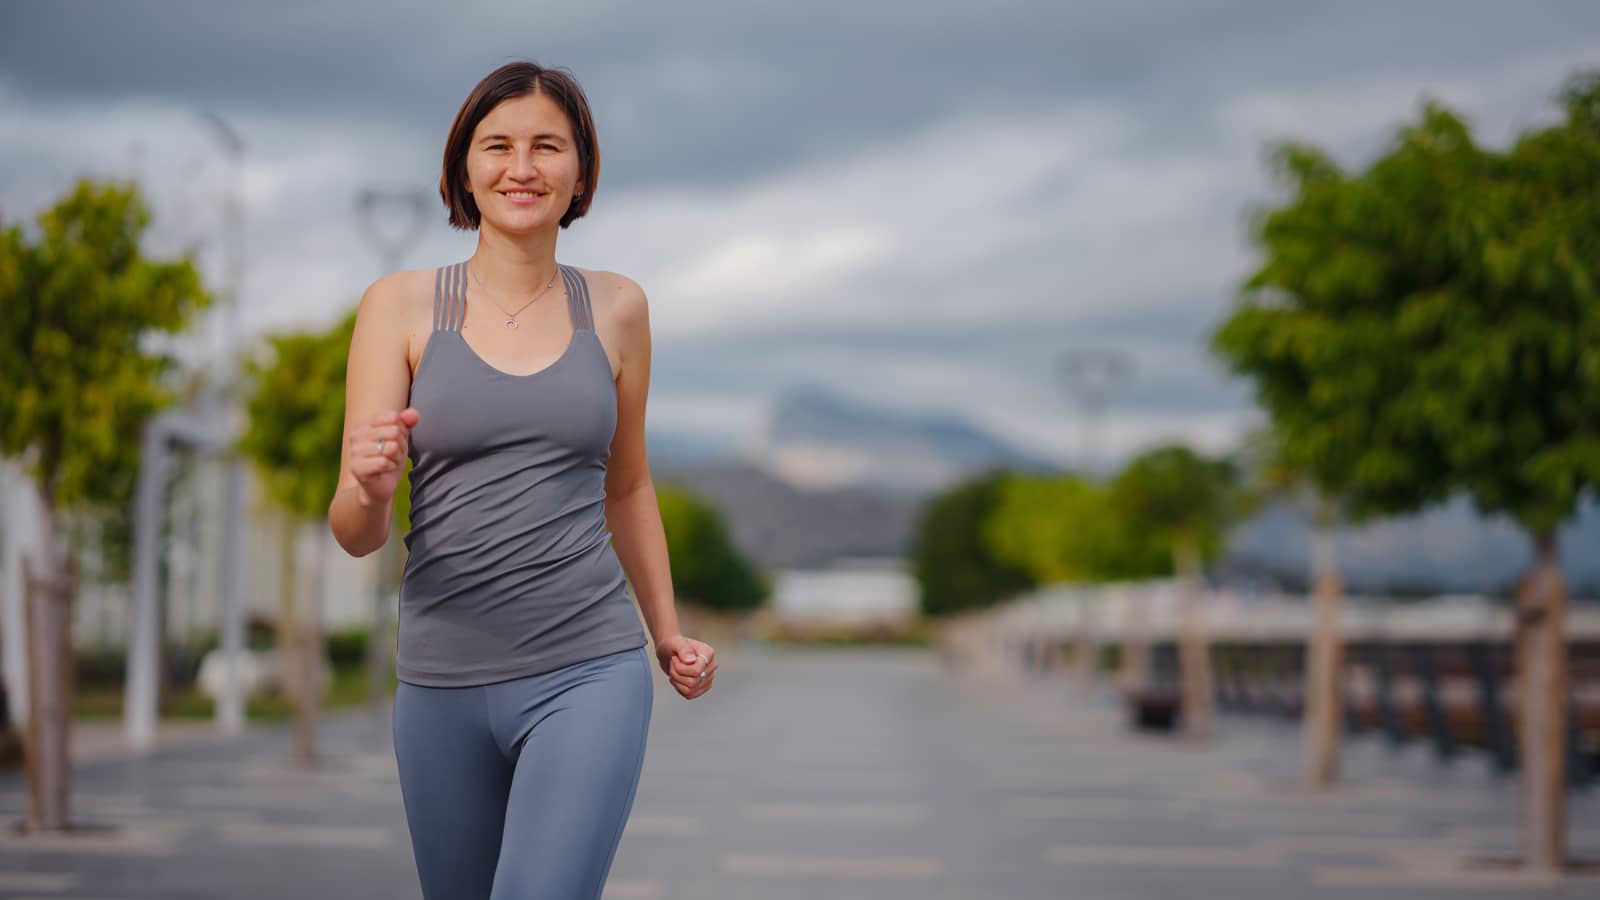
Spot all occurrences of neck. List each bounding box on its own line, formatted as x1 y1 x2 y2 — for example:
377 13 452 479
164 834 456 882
471 222 560 296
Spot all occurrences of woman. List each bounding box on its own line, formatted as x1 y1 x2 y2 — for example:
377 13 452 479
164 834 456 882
328 61 715 899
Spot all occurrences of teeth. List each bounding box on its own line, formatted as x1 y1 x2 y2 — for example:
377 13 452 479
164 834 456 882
505 192 538 198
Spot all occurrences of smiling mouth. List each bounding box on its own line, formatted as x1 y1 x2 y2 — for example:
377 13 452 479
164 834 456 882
501 191 544 200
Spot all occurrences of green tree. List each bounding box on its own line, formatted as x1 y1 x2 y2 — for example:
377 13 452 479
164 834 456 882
239 311 358 765
984 472 1166 584
655 486 766 611
985 473 1167 677
1419 77 1600 871
912 472 1036 618
1111 445 1242 739
1213 115 1485 779
0 179 212 830
1214 72 1600 869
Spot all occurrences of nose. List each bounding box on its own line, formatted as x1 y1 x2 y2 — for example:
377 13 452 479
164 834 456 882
508 146 538 181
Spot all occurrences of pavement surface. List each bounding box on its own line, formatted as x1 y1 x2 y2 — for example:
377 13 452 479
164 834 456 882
1 645 1599 899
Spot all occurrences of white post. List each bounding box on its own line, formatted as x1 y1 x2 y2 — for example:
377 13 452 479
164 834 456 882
125 417 170 750
0 464 34 729
215 461 247 734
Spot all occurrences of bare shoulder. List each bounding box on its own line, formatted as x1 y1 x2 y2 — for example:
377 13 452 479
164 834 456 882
576 268 649 330
359 268 435 323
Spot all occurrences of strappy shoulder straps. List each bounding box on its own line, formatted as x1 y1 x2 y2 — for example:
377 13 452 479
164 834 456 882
432 262 466 333
434 261 594 333
559 264 595 332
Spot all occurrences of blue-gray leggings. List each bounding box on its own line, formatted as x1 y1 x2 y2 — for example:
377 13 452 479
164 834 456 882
392 646 653 900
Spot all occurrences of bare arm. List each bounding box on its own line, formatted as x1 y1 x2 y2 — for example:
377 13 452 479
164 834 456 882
601 275 715 699
603 277 680 642
329 275 419 558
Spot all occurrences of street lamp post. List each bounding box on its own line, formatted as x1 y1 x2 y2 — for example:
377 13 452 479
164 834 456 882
197 112 250 739
1056 348 1134 478
1055 348 1133 680
353 188 429 729
128 113 251 750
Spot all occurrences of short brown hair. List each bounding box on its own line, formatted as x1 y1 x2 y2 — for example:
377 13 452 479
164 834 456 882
439 61 601 231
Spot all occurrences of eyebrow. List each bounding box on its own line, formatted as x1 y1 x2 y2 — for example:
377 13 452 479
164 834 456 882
477 132 569 144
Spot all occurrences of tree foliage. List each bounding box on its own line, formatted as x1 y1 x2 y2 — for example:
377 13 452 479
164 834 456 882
1214 73 1600 536
984 472 1166 583
911 472 1036 617
1425 73 1600 535
239 312 358 522
0 179 211 520
1109 445 1242 564
1211 130 1456 520
656 485 767 611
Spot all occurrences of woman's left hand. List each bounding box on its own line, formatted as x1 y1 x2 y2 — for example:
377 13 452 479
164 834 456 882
655 635 716 700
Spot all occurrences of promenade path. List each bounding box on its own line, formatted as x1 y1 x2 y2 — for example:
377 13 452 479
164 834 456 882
1 645 1597 899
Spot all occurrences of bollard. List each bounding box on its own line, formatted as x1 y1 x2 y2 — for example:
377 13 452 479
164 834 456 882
1412 644 1457 763
1374 642 1405 748
1468 641 1516 774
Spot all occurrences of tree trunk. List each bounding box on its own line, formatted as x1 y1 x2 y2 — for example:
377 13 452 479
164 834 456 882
297 525 326 766
1175 537 1214 740
1515 532 1566 872
1073 592 1098 682
367 532 398 721
21 490 74 832
1301 525 1344 787
1119 586 1151 695
278 517 316 766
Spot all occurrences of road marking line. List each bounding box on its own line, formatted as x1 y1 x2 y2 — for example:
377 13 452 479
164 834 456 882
721 854 944 878
1048 845 1283 868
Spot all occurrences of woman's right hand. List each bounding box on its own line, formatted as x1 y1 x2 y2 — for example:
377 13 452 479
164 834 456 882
349 407 421 505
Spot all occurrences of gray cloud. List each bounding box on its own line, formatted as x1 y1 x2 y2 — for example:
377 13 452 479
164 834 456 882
2 1 1597 468
7 1 1594 191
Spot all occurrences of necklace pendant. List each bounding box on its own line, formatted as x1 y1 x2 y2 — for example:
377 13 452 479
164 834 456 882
504 319 518 330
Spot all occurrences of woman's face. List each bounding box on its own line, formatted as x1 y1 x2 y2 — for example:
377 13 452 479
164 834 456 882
464 92 583 235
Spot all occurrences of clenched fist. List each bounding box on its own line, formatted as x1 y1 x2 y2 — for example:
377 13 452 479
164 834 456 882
350 407 420 505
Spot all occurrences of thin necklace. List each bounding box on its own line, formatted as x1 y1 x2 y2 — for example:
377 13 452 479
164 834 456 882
470 263 559 329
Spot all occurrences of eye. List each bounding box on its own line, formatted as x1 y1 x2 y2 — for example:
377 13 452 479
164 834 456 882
537 143 558 151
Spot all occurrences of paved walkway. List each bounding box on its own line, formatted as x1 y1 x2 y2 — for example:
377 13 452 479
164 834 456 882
1 646 1598 899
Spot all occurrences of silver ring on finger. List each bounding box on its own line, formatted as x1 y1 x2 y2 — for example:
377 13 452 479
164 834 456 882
698 670 707 685
377 437 386 454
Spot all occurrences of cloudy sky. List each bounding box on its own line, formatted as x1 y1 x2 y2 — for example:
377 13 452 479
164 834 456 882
3 1 1598 469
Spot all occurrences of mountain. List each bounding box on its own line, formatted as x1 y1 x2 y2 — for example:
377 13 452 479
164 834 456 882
752 385 1055 492
654 460 922 570
1225 495 1600 597
644 428 738 468
646 384 1037 567
647 384 1600 595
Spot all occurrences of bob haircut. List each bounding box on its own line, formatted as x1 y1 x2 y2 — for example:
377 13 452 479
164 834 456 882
439 61 601 231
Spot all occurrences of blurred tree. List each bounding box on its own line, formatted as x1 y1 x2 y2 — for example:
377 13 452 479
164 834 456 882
1231 429 1351 786
912 473 1036 618
1211 126 1461 772
984 473 1166 584
239 311 360 765
0 179 211 831
1110 445 1243 739
1421 76 1600 871
1213 72 1600 869
986 473 1167 677
655 486 766 611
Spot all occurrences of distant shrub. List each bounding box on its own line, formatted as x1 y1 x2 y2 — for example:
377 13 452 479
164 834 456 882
912 472 1036 617
657 486 768 612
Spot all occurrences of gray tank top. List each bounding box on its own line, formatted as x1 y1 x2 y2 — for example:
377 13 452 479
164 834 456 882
396 261 646 687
